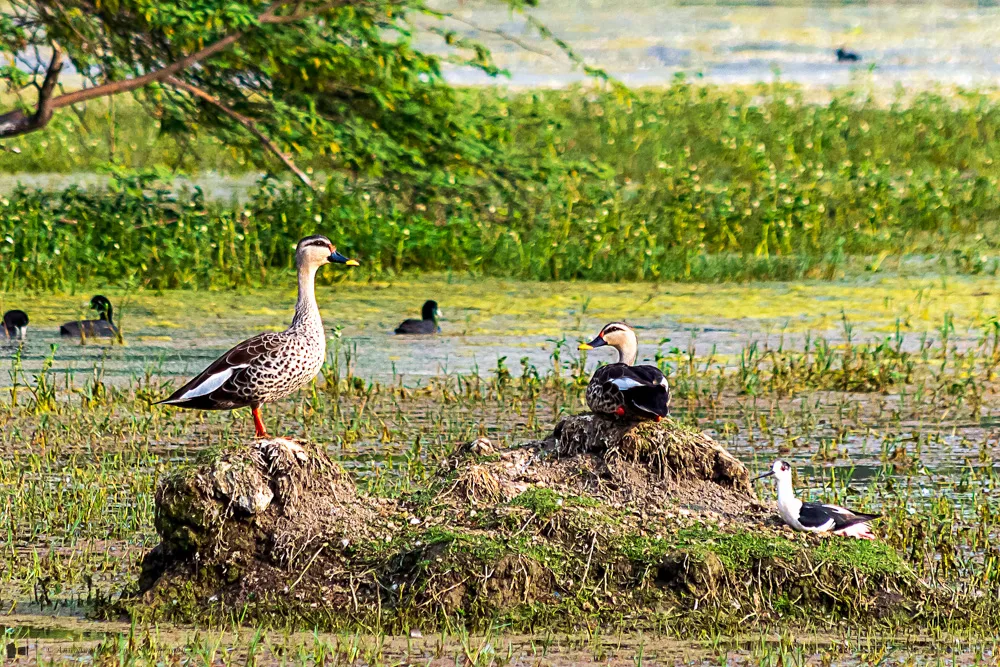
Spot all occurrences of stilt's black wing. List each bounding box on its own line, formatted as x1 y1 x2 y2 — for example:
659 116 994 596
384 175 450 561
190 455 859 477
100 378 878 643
800 502 878 531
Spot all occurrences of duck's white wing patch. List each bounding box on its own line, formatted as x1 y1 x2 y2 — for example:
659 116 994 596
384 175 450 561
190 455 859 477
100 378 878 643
177 364 249 400
611 377 644 390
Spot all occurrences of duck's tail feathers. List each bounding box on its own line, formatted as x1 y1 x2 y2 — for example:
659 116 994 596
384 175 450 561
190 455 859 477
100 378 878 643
625 385 670 418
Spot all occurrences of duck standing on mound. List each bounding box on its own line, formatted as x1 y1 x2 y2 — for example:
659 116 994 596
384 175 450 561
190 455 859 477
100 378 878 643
395 300 441 334
578 322 670 420
2 309 29 340
157 235 359 438
754 460 880 539
60 295 118 338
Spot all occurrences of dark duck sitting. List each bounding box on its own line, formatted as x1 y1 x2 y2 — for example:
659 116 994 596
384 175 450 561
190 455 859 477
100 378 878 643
836 47 860 62
2 309 28 340
578 322 670 421
60 295 118 338
395 300 441 334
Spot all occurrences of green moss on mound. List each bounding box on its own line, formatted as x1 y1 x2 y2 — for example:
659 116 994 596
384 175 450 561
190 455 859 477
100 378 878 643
119 415 986 634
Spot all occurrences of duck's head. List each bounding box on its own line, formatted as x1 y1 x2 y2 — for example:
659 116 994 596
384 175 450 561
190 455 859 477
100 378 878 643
3 309 28 339
422 300 442 321
579 322 637 352
296 235 360 271
579 322 638 365
90 295 113 320
753 459 792 484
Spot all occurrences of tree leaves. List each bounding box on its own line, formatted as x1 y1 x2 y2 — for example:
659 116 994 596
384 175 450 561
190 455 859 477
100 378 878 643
0 0 593 190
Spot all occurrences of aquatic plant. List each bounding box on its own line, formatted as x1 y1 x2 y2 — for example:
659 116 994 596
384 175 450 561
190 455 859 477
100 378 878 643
4 81 1000 288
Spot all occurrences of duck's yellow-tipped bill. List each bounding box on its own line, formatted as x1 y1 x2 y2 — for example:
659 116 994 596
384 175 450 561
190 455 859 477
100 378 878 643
578 343 594 350
345 259 360 266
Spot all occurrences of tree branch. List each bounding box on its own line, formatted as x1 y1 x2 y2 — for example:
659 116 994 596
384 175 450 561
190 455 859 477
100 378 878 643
0 43 63 138
0 0 296 138
441 13 553 59
165 75 313 188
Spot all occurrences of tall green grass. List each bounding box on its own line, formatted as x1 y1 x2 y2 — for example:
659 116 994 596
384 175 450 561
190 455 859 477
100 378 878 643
3 81 1000 289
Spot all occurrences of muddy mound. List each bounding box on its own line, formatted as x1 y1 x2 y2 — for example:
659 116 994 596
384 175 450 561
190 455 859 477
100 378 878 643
442 415 755 517
128 415 934 632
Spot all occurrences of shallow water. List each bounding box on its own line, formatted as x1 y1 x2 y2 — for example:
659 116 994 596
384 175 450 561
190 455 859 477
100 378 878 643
0 171 264 201
4 275 998 508
4 273 998 384
0 617 990 665
429 1 1000 89
2 276 999 660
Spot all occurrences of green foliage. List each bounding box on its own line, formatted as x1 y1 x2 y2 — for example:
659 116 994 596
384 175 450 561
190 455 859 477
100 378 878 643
813 539 908 577
5 81 1000 288
0 0 551 188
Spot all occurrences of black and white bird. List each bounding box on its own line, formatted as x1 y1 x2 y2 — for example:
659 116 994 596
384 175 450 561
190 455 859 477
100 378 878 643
395 300 441 334
578 322 670 421
60 295 118 338
157 236 359 438
754 460 879 540
2 309 29 340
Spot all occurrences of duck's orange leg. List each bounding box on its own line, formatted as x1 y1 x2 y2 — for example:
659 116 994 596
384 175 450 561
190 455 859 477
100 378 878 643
252 406 268 438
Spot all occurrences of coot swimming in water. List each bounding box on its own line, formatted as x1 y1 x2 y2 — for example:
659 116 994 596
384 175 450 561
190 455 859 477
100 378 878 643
2 309 28 340
394 300 441 334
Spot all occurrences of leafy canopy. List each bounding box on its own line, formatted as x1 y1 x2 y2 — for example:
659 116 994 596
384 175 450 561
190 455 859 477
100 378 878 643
0 0 554 188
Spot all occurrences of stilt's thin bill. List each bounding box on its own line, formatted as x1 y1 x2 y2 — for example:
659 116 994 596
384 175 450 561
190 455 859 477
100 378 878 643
578 335 607 351
328 249 359 266
752 470 775 482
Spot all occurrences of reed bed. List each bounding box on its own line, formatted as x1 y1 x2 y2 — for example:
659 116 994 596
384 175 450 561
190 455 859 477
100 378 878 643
3 82 1000 288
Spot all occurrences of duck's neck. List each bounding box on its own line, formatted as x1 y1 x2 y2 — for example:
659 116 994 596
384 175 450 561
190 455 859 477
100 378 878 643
102 305 113 325
615 337 638 366
291 263 322 330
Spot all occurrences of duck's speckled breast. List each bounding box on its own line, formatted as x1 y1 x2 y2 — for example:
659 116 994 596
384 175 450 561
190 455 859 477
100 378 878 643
243 322 327 404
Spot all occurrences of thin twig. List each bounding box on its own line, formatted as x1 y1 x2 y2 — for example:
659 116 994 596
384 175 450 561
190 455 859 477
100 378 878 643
580 532 597 587
0 0 293 137
165 76 313 188
438 13 553 59
290 544 325 590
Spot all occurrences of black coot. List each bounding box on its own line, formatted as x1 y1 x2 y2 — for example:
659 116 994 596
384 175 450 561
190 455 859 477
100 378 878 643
395 300 441 334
